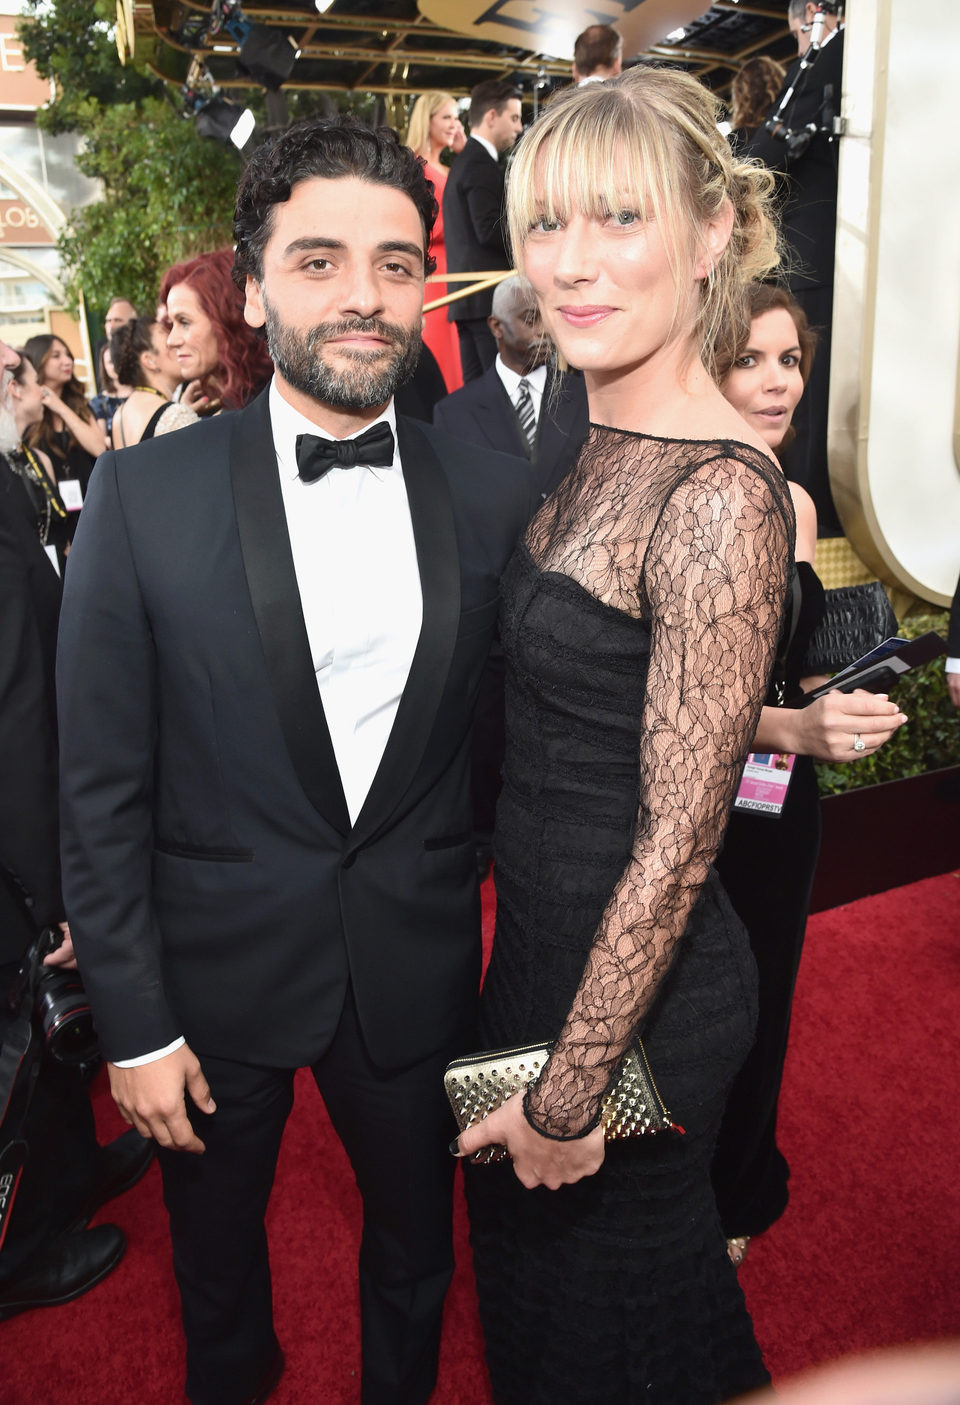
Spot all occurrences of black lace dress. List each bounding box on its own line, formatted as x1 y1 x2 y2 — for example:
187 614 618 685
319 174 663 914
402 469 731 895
466 425 794 1405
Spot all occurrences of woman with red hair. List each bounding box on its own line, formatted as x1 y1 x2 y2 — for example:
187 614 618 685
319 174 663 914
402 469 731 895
158 247 272 412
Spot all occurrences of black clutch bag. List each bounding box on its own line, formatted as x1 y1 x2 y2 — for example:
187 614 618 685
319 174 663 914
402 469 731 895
444 1039 681 1164
803 580 898 676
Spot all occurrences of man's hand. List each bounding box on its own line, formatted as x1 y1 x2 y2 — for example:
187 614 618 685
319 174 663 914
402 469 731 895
454 1092 605 1190
42 922 77 970
948 672 960 710
108 1044 216 1155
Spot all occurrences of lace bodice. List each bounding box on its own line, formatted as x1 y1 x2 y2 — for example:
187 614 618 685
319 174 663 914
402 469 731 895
514 424 794 1139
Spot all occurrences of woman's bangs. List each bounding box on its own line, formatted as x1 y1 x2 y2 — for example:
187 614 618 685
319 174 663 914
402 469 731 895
530 113 657 229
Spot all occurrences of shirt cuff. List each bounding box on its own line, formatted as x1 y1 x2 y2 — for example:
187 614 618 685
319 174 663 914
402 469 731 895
112 1036 186 1068
946 657 960 674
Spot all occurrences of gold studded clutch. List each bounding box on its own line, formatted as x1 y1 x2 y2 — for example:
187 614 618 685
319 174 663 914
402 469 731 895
444 1039 682 1164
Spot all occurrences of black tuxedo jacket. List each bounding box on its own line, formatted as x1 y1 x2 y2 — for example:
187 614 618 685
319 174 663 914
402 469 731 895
442 139 511 323
56 390 533 1070
0 478 64 964
433 364 589 502
746 29 844 290
948 569 960 656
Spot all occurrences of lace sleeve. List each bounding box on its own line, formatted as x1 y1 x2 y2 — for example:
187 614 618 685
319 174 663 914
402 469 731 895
524 455 793 1139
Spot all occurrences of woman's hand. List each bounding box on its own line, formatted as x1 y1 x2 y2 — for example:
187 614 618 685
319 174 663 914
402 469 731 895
450 120 467 154
793 688 906 762
180 379 211 412
39 385 107 456
180 381 220 415
38 384 67 417
454 1092 606 1189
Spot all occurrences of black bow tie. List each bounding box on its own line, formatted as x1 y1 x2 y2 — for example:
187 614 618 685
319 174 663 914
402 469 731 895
296 422 395 483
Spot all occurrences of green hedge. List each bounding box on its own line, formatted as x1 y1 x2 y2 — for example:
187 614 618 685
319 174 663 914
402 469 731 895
815 610 959 796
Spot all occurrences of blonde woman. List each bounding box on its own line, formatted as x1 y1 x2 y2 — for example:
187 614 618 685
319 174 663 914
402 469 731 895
405 91 465 390
454 67 793 1403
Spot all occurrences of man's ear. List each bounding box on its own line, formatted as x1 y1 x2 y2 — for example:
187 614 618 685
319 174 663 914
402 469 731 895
244 274 265 330
487 314 501 338
693 197 734 280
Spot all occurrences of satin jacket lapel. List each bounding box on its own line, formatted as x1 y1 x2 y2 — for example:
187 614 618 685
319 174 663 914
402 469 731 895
229 390 350 836
348 416 460 851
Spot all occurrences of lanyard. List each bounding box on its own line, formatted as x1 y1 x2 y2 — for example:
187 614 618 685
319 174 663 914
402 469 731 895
21 445 67 519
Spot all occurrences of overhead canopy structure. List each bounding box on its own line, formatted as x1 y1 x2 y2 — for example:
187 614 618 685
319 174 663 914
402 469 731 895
130 1 794 101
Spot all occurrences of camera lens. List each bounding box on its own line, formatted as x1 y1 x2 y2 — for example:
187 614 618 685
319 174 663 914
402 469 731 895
34 968 99 1064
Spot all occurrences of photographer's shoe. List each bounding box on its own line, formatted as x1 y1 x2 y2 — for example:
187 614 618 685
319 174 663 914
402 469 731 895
0 1224 125 1319
67 1126 155 1231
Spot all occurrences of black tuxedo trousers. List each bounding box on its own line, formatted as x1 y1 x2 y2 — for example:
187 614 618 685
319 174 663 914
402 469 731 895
56 390 533 1403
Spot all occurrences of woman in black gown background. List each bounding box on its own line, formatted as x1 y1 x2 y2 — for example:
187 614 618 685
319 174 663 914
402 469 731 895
712 285 906 1259
456 67 793 1404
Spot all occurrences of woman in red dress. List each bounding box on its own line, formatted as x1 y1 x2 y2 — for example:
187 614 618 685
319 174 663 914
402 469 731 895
406 92 466 392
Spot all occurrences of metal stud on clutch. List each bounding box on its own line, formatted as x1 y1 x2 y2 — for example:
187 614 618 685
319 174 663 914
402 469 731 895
444 1040 681 1164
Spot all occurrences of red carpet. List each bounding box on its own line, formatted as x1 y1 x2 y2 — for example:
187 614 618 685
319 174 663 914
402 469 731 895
3 872 959 1404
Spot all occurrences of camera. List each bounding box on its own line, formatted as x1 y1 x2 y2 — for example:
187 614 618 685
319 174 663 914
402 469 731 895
763 118 820 160
9 928 98 1066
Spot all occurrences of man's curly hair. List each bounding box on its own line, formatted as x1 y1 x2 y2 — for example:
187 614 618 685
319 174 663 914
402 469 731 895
232 116 438 290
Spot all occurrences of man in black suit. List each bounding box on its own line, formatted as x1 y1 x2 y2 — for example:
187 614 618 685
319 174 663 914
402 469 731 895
442 79 521 382
746 0 843 533
56 120 532 1405
0 339 151 1320
947 568 960 710
434 274 588 502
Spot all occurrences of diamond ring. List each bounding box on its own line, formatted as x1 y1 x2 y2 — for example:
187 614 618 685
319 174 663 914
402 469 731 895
853 733 866 752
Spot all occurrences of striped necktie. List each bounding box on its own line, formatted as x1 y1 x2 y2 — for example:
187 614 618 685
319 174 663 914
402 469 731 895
515 378 536 451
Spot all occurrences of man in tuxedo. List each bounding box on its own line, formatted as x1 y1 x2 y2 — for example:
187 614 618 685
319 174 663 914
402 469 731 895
442 79 521 382
0 339 151 1320
56 119 533 1405
434 274 588 502
746 0 844 534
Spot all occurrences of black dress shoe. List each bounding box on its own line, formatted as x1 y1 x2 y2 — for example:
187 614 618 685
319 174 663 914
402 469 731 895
241 1347 285 1405
0 1224 125 1319
67 1127 155 1231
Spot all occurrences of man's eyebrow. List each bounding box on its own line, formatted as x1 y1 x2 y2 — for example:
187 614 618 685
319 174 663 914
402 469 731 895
377 240 425 266
282 237 346 259
281 237 424 267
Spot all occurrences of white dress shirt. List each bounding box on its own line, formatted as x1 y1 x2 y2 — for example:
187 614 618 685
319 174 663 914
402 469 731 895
115 378 423 1068
494 357 547 437
469 133 499 164
269 380 422 823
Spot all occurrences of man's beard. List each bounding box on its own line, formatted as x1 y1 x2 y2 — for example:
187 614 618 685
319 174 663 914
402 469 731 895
0 371 19 455
262 298 422 411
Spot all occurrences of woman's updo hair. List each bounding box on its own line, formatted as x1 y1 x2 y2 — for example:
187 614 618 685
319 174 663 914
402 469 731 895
109 316 156 388
505 64 780 380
